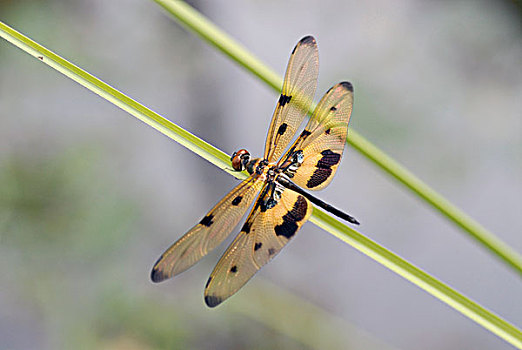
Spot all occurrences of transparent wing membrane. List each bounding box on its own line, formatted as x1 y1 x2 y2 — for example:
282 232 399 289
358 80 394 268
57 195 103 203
264 36 319 163
280 82 353 190
151 175 264 282
204 187 312 307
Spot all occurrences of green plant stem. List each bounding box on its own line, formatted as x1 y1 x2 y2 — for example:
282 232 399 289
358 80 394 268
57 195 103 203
1 20 521 348
230 278 401 350
310 210 522 348
0 22 235 180
153 0 522 277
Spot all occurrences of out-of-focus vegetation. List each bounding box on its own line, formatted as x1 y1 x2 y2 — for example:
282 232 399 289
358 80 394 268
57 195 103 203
0 148 331 349
1 0 520 349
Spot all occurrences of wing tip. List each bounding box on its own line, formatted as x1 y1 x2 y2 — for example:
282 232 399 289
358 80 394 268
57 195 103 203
150 266 167 283
339 81 354 92
300 35 316 45
150 253 166 282
204 295 223 308
150 255 172 283
292 35 317 54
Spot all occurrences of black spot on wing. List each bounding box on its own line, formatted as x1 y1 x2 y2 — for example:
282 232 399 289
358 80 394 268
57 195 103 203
318 150 341 167
330 106 337 111
291 196 308 222
200 214 214 227
242 220 252 234
268 248 276 256
205 295 223 308
292 36 315 54
230 265 238 273
150 250 173 283
300 129 312 138
279 94 292 107
232 196 243 206
277 123 288 135
307 168 333 188
274 196 308 239
275 221 298 240
300 35 315 46
254 242 262 251
150 265 167 283
205 277 212 289
340 81 354 92
325 128 331 135
306 150 341 188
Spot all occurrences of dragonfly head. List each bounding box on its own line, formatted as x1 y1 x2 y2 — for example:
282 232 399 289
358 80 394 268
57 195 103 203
231 149 251 171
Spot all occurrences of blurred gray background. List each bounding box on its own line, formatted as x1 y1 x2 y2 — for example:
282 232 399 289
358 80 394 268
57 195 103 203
1 0 521 349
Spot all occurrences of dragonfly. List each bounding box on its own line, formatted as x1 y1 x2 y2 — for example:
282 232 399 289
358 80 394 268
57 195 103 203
151 36 358 307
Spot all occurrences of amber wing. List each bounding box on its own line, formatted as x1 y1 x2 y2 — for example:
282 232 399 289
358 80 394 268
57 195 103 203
151 174 265 282
204 185 312 307
264 36 319 163
280 82 354 191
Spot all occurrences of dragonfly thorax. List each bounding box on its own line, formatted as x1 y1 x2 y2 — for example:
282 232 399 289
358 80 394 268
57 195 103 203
279 150 305 178
262 180 285 211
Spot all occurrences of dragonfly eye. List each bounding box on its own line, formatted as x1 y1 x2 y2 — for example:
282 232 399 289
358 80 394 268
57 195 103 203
231 149 250 171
